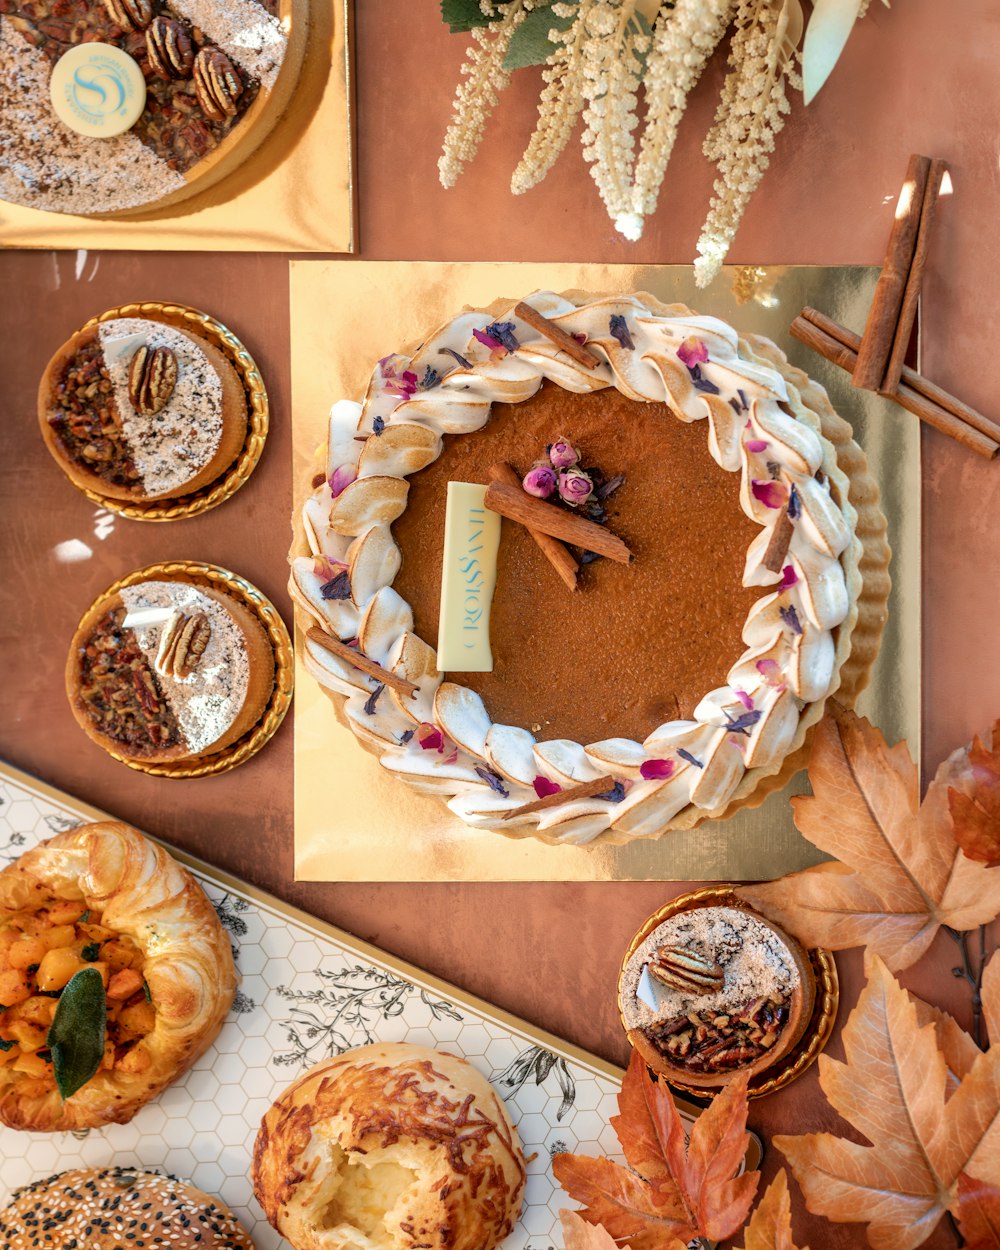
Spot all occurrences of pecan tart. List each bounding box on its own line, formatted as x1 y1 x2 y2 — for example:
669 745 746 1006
0 0 305 216
289 290 891 846
252 1041 526 1250
38 315 247 503
618 902 815 1089
0 821 236 1131
66 577 275 764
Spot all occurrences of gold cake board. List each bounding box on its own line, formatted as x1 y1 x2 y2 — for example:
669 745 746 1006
289 261 920 882
0 0 354 254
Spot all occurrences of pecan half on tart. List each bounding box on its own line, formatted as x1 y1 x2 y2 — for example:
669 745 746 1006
618 902 815 1089
66 578 275 766
0 821 235 1131
38 316 247 504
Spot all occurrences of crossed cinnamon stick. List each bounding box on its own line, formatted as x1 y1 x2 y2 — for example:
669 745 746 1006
792 154 999 461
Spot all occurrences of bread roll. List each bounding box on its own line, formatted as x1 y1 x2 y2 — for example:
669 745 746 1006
252 1041 526 1250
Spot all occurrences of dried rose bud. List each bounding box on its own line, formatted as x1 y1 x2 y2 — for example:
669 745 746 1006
523 465 556 499
328 464 357 498
558 468 594 507
548 437 579 469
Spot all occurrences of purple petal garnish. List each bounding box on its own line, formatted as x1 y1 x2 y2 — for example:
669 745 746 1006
579 550 603 566
677 337 709 367
737 389 749 410
689 365 721 395
399 728 415 745
640 758 675 781
724 709 763 736
474 766 509 798
485 321 519 353
363 683 384 716
746 438 769 453
729 397 745 416
609 315 635 350
372 415 385 436
677 749 704 769
473 327 503 352
440 347 472 369
419 366 440 389
320 570 351 601
594 780 626 803
734 689 754 711
751 479 790 510
777 564 798 592
595 473 625 501
328 464 357 498
533 775 561 799
787 483 801 519
779 605 803 635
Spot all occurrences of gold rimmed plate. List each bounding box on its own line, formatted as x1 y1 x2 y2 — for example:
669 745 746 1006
69 561 293 778
63 302 269 522
617 885 838 1100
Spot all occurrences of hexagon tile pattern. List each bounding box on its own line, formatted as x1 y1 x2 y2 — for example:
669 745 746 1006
0 770 689 1249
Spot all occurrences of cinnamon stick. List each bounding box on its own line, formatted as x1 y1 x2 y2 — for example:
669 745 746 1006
852 154 932 391
881 158 947 393
501 775 617 821
514 301 602 369
484 480 633 564
791 313 1000 461
306 626 420 699
487 462 578 591
762 506 794 574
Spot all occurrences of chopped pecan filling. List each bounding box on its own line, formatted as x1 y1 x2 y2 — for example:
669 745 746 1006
48 339 141 489
642 994 790 1075
76 608 183 753
1 0 267 174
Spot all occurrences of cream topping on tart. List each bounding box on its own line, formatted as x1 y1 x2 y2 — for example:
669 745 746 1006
97 318 224 498
120 581 250 752
290 291 860 845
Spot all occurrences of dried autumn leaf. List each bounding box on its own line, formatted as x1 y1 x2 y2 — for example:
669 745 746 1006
560 1209 623 1250
957 1173 1000 1249
984 951 1000 1047
775 955 1000 1250
738 1169 809 1250
908 993 982 1096
739 706 1000 971
553 1050 758 1250
946 720 1000 866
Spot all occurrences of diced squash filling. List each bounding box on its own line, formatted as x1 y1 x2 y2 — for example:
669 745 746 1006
0 898 154 1093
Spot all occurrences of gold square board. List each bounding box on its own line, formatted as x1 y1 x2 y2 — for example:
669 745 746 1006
290 261 919 882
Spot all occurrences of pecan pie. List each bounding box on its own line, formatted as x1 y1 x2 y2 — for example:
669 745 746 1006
619 902 815 1089
0 0 305 216
67 578 275 765
38 315 247 503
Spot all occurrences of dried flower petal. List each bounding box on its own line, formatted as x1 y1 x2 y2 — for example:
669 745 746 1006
485 321 519 352
777 564 798 592
558 468 594 506
787 483 801 519
594 780 626 803
328 465 357 498
677 337 709 367
417 722 445 751
734 689 754 711
688 364 721 395
677 748 704 769
440 347 472 369
474 766 509 797
725 708 763 736
363 683 384 715
473 327 504 352
420 366 440 390
779 605 803 636
372 416 386 436
523 465 557 498
609 314 635 350
549 437 580 469
533 775 562 799
746 438 769 453
320 570 351 601
640 758 675 781
751 479 790 510
756 658 787 691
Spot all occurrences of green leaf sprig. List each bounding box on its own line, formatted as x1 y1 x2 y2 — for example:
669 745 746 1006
46 967 106 1101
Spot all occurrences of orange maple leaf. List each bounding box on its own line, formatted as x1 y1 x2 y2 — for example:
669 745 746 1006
738 705 1000 970
737 1170 809 1250
945 720 1000 867
957 1173 1000 1249
552 1051 758 1250
775 954 1000 1250
560 1210 623 1250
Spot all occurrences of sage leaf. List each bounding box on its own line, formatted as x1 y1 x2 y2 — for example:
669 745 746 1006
503 5 574 71
46 967 106 1101
440 0 492 33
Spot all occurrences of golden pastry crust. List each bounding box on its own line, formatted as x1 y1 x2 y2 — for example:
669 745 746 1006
65 580 276 765
37 322 247 503
252 1041 526 1250
0 1166 254 1249
0 822 236 1131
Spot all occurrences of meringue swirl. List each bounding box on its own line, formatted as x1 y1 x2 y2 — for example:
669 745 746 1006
290 292 860 845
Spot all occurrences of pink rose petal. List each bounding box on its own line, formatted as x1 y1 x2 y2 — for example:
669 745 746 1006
416 723 444 752
751 479 790 510
734 689 755 711
677 337 709 367
756 659 786 690
777 563 799 591
533 776 562 799
640 759 675 781
746 438 769 453
328 464 357 498
313 555 347 581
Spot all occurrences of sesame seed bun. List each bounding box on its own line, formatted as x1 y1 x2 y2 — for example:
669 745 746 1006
0 1167 254 1250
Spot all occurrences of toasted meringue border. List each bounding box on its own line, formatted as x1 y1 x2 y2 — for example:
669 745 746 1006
290 291 888 846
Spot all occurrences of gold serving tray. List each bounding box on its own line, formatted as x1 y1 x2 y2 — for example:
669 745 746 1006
69 560 293 778
289 261 921 883
617 886 839 1101
0 0 355 253
57 301 269 522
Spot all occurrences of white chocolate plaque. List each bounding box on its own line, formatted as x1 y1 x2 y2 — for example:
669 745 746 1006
436 482 501 672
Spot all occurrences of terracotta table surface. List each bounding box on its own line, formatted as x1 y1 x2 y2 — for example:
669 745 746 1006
1 2 998 1247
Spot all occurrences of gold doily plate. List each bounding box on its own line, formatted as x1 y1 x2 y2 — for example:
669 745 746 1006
62 302 269 522
617 885 839 1100
70 561 293 778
